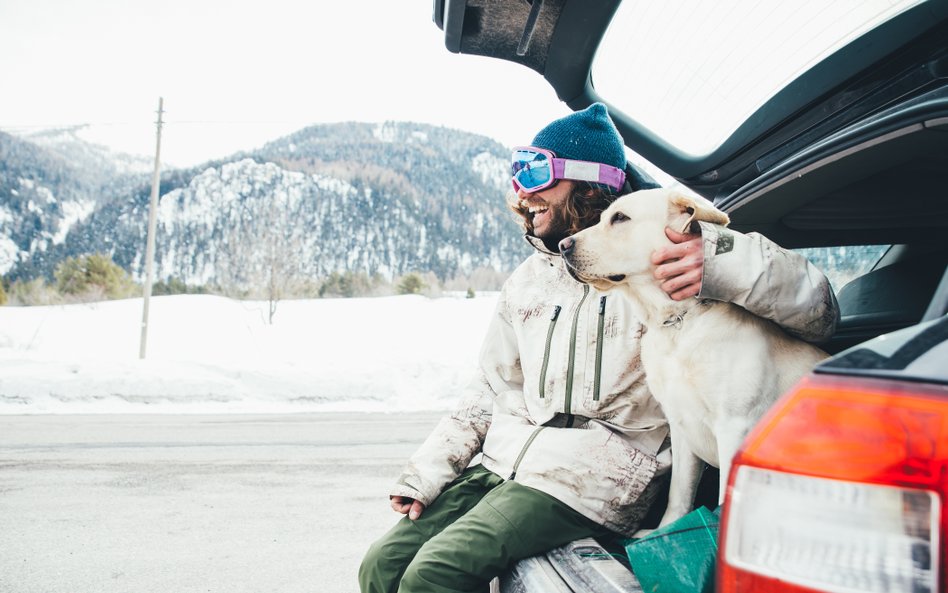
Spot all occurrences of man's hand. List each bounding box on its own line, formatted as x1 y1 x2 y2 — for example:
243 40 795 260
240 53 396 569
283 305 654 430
390 496 426 521
651 228 704 300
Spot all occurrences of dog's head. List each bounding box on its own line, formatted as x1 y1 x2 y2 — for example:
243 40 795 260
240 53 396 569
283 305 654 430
559 187 729 290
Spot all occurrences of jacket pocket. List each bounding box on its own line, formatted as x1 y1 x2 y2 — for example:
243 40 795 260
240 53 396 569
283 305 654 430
508 426 546 480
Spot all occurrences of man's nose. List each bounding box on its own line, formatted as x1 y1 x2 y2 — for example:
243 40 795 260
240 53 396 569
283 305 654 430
559 237 574 254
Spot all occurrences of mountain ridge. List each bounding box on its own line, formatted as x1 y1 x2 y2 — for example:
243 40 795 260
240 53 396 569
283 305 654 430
1 122 529 291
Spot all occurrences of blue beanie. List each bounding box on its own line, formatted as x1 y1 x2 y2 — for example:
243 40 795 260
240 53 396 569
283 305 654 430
531 103 626 171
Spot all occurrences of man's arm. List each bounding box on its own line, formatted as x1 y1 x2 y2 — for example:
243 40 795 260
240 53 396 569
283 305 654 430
388 286 523 518
652 224 839 342
388 372 494 517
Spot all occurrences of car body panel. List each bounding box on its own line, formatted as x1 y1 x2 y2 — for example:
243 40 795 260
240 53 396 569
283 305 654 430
500 538 643 593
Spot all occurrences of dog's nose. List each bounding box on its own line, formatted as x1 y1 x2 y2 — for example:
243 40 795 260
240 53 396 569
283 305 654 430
559 237 574 254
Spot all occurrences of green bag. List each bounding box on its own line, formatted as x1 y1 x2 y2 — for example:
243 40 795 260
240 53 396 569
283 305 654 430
623 506 720 593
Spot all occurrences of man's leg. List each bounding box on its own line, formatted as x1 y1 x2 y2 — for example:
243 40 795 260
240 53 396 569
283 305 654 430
358 465 504 593
398 479 612 593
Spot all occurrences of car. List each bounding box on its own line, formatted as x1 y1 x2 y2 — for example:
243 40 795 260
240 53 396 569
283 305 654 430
432 0 948 591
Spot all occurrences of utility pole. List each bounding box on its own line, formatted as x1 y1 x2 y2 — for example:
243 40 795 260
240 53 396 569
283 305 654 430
139 97 164 359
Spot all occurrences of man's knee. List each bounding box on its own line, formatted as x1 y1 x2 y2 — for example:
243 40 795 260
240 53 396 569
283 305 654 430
359 536 401 593
398 544 493 593
399 553 449 593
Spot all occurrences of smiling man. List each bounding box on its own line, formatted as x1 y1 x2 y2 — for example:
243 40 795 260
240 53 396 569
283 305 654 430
510 107 631 249
359 103 839 593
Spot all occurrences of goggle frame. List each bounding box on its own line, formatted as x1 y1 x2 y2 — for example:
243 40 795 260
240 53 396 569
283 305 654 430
511 146 626 193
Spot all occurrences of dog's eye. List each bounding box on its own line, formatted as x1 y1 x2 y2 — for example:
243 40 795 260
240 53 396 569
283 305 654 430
610 212 630 225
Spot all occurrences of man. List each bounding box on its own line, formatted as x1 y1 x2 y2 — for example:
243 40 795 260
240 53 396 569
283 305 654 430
359 103 838 593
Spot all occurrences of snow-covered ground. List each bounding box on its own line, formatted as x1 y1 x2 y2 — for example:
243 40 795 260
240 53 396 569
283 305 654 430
0 293 497 414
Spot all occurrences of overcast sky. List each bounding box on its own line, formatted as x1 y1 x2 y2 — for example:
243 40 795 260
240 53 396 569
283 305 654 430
0 0 571 167
0 0 918 170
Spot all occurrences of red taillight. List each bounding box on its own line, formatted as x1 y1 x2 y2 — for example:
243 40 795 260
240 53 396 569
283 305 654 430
718 373 948 593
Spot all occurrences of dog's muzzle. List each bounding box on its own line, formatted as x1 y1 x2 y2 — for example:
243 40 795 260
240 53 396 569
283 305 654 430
559 237 626 284
558 237 584 283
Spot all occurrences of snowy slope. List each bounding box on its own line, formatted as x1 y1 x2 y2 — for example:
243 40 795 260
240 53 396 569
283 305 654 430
0 293 498 414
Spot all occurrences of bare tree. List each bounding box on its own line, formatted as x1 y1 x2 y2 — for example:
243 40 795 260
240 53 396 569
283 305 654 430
255 183 307 324
209 170 308 323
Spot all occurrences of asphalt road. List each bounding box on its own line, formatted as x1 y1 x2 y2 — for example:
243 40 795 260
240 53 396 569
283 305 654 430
0 412 442 593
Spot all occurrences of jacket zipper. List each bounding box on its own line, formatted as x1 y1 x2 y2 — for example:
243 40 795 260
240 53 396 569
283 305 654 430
538 305 562 399
508 426 546 480
564 285 590 425
594 295 606 401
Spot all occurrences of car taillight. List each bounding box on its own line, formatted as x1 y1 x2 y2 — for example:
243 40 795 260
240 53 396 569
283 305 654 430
718 373 948 593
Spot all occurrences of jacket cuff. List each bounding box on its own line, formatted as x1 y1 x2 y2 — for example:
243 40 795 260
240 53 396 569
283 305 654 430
696 222 745 303
696 221 839 342
390 477 434 507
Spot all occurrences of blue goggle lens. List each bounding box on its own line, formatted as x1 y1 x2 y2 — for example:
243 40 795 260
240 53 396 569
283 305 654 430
511 150 552 190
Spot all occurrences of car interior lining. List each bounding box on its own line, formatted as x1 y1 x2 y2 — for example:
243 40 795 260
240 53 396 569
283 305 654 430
725 118 948 247
439 0 568 74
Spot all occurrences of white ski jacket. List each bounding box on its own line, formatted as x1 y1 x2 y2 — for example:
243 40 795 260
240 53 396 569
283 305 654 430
391 225 839 536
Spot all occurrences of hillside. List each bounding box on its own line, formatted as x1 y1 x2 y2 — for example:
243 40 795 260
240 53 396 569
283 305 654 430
1 122 528 289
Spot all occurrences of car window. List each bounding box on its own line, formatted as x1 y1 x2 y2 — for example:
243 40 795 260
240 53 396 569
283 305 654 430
592 0 924 156
794 245 890 293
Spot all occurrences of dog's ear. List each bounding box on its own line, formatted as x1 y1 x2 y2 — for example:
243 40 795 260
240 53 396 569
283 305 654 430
668 192 730 234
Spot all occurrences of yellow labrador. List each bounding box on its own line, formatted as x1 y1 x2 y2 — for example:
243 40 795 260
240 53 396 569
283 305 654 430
559 187 827 533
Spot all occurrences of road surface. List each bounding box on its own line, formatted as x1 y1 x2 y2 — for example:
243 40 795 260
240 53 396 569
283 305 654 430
0 412 442 593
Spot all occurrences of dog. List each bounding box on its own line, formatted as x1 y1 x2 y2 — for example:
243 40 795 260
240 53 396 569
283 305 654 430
559 187 828 533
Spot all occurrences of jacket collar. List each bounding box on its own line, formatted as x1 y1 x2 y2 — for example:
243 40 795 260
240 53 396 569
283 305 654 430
523 233 559 257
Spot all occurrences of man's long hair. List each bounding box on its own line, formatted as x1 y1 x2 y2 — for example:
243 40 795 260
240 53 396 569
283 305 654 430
509 182 622 238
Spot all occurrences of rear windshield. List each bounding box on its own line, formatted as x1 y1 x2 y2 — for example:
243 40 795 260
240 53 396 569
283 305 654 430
592 0 925 156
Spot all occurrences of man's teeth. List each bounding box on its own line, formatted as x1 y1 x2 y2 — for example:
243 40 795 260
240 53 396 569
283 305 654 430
520 199 548 213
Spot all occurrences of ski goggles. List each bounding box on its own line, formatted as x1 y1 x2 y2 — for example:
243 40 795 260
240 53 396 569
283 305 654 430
511 146 626 193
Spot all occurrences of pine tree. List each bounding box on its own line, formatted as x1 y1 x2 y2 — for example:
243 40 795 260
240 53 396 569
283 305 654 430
396 273 426 295
54 253 137 300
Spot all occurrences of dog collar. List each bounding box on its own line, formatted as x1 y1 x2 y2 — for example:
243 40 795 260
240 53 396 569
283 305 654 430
662 313 685 330
661 299 714 329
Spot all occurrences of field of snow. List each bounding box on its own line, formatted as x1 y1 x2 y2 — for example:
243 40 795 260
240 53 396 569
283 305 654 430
0 293 498 414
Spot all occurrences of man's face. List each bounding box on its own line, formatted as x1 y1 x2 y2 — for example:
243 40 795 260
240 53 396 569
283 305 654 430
516 180 575 244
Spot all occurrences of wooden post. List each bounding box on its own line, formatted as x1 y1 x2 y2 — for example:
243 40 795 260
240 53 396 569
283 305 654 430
139 97 164 359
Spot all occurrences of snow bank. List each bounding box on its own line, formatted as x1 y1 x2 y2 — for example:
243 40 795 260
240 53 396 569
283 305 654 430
0 293 498 414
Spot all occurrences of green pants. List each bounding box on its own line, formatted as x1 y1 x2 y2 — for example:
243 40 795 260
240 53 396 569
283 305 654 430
358 465 611 593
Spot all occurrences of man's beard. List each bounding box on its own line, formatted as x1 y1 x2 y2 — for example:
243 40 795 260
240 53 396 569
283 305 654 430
532 205 572 252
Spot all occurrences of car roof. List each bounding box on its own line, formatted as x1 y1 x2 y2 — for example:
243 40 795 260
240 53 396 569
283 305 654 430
433 0 948 248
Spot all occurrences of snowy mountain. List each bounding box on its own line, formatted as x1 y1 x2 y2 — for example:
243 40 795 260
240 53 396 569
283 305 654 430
22 126 154 176
2 122 528 288
0 130 151 276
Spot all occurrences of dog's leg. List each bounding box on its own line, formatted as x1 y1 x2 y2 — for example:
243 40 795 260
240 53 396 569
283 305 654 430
714 417 752 506
647 432 704 535
661 442 704 526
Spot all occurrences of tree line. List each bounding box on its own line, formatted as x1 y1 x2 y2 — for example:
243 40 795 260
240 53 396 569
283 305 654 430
0 253 498 316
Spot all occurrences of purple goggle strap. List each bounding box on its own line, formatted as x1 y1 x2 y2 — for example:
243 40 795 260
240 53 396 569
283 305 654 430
551 158 626 191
